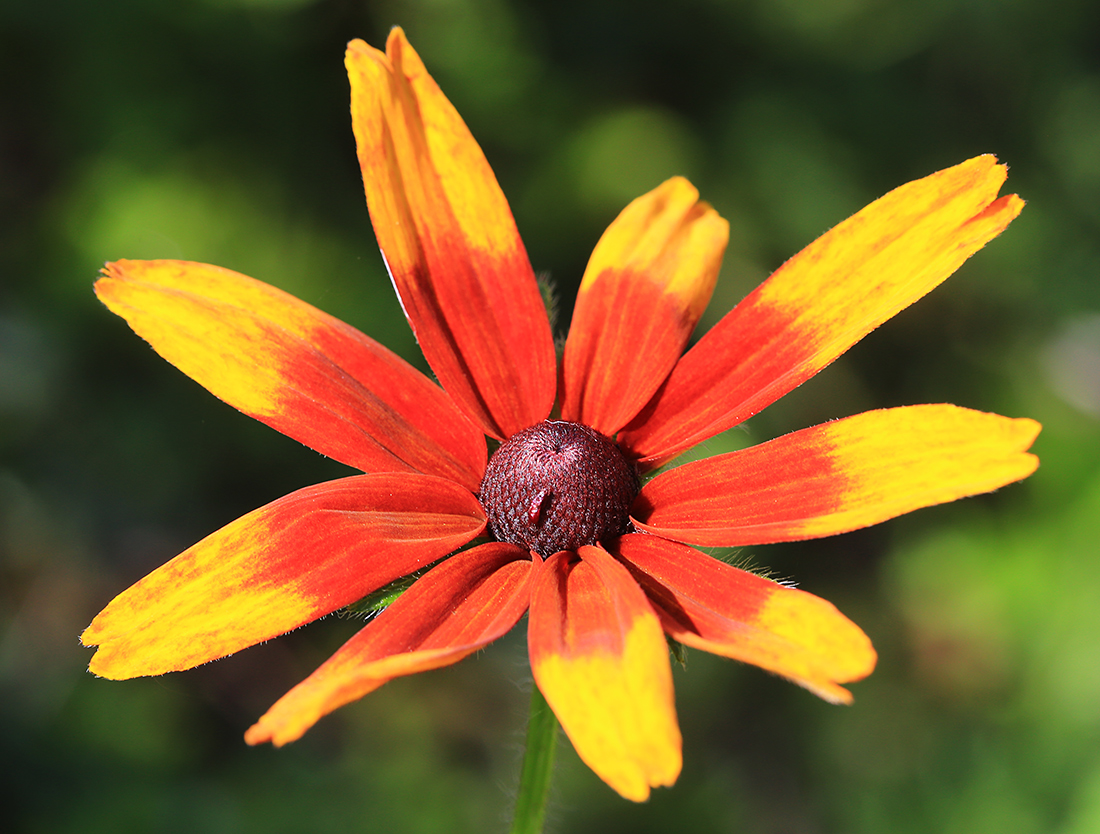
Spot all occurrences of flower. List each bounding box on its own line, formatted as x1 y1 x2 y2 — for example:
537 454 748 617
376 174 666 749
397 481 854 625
82 28 1040 802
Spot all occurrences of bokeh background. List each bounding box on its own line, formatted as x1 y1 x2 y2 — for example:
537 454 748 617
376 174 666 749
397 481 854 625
3 0 1100 831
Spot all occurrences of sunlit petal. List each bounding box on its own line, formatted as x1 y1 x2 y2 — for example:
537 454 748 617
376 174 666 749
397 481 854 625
528 546 681 802
633 405 1040 545
613 534 875 703
561 178 728 434
346 29 556 439
621 156 1024 467
82 473 486 678
245 542 534 746
96 260 486 491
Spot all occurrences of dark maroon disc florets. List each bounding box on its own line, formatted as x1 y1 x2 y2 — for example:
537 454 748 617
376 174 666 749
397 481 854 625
478 421 639 557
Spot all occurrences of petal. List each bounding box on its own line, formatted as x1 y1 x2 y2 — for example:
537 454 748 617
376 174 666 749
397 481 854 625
632 405 1040 546
346 30 556 440
620 156 1025 467
96 260 486 492
245 542 534 746
528 545 681 802
82 473 486 678
612 534 875 703
560 178 728 435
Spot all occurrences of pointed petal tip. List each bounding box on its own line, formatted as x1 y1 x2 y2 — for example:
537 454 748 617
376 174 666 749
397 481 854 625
244 712 309 748
94 260 126 297
85 643 178 681
243 724 270 747
956 153 1008 186
79 622 98 648
344 38 367 58
991 191 1026 218
796 648 877 704
1015 415 1043 445
81 631 140 681
804 681 855 705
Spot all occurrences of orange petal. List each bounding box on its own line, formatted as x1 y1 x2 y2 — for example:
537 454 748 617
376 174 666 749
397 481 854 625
633 405 1040 546
560 178 728 435
245 542 534 746
528 546 681 802
613 534 875 703
82 473 486 678
620 156 1025 467
346 30 556 440
96 260 486 492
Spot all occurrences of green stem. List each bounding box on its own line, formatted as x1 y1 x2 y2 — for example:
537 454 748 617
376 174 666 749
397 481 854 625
509 682 559 834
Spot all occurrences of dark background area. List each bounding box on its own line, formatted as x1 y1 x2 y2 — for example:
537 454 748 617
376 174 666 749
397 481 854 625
3 0 1100 831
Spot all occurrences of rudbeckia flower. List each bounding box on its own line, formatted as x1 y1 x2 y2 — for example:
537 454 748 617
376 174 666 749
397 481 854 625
83 28 1040 802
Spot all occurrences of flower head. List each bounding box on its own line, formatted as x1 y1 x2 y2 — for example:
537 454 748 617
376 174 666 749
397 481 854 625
83 28 1039 802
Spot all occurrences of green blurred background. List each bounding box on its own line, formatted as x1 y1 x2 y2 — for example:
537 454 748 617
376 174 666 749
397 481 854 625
3 0 1100 831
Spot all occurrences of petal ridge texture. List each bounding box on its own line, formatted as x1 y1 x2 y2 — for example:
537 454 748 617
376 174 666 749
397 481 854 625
245 542 534 746
528 545 682 801
614 534 875 703
632 404 1040 546
96 259 486 492
82 474 486 678
620 155 1025 467
346 30 556 439
561 177 728 435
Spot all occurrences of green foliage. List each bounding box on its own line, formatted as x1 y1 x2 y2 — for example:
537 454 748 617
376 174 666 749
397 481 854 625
342 571 428 619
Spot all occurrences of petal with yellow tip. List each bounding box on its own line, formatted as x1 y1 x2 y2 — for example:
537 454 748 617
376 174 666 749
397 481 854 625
245 542 534 747
621 155 1025 467
346 30 555 440
632 405 1040 546
561 177 729 435
82 473 486 679
528 546 681 802
96 259 486 492
613 534 875 703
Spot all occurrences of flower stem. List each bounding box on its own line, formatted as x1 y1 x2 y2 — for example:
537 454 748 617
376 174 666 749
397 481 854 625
509 682 558 834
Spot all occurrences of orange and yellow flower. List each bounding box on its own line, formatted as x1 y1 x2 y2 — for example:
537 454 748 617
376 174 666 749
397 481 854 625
83 29 1039 802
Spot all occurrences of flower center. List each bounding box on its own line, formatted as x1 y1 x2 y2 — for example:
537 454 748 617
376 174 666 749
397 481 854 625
478 420 639 557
